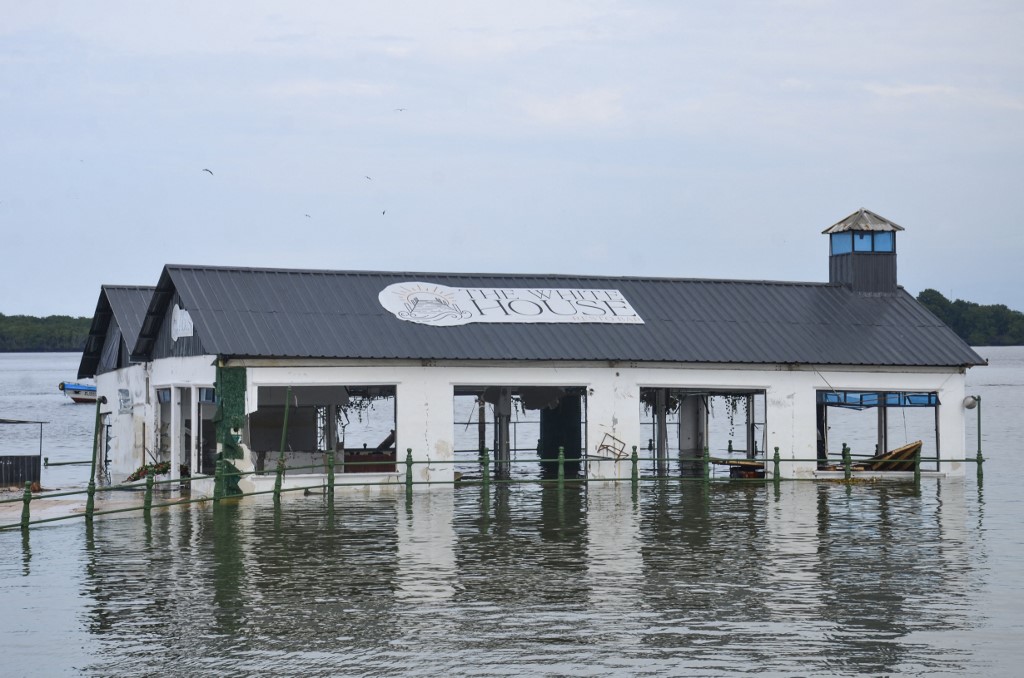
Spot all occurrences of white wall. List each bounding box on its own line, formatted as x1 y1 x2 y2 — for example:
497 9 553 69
242 360 971 481
113 356 970 485
96 363 150 481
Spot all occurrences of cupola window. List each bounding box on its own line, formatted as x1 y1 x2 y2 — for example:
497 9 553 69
830 230 895 255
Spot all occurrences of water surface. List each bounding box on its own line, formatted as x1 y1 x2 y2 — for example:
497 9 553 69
2 350 1022 676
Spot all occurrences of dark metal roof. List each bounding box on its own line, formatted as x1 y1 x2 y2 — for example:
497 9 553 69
130 265 985 368
823 209 904 234
78 285 156 378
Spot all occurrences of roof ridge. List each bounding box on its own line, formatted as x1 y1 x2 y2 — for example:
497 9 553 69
162 264 834 287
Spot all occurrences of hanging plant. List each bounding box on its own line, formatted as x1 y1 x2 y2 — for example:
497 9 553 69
126 462 190 482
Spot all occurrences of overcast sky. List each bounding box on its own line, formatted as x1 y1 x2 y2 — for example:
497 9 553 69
2 1 1022 317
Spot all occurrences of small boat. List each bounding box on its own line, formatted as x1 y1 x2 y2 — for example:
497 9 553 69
58 381 97 404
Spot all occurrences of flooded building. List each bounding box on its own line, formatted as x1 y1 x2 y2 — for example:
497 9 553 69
79 210 984 493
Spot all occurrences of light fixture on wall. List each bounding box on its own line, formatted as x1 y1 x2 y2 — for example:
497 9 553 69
963 395 980 409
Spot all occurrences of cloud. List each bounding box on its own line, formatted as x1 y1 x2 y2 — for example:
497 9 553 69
864 83 961 98
518 88 625 127
262 78 393 99
864 82 1024 111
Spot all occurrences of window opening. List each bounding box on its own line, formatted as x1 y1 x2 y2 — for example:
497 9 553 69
247 385 397 475
453 386 587 482
816 390 939 472
639 388 767 479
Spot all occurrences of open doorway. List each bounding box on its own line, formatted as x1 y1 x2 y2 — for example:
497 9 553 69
247 385 397 475
453 386 587 481
639 388 767 477
817 390 939 471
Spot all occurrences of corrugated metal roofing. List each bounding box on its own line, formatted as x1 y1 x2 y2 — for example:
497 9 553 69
78 286 156 378
822 209 905 234
130 265 985 368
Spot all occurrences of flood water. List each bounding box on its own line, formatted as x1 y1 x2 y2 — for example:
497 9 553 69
1 350 1023 676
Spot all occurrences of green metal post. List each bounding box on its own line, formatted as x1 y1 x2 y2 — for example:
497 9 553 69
842 443 851 481
20 481 32 530
144 474 154 514
405 448 414 491
273 453 284 504
913 445 921 485
274 386 292 505
213 457 225 502
703 446 710 482
773 447 781 487
327 448 335 493
85 395 106 522
631 446 639 486
482 447 490 489
975 396 983 480
557 446 565 484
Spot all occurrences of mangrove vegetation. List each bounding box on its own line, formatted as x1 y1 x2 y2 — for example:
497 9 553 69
0 313 91 352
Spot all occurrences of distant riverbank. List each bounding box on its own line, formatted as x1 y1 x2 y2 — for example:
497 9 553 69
0 313 90 352
2 289 1021 351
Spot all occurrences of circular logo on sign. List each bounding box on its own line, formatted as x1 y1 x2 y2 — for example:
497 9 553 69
379 283 473 326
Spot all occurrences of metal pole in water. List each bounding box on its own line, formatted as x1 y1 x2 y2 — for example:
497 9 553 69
482 447 490 489
213 457 225 501
327 448 335 494
557 446 565 484
631 446 638 487
21 481 32 530
773 447 781 487
975 396 984 480
85 395 106 522
405 448 413 491
842 443 851 481
144 474 154 515
274 386 293 506
703 446 710 482
913 445 921 485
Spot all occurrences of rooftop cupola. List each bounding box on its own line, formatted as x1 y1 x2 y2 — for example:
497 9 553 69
823 208 903 293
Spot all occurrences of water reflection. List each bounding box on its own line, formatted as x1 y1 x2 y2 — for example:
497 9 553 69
7 478 986 675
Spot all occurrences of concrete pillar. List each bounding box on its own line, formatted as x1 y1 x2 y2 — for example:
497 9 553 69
170 386 181 494
678 393 706 475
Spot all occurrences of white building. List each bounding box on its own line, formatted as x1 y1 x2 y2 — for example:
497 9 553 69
79 210 985 495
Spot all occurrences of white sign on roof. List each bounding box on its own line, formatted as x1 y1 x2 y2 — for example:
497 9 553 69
379 282 644 327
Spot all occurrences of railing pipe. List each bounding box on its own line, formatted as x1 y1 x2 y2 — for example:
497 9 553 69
975 395 984 480
21 481 32 530
85 395 106 522
482 447 490 489
773 447 781 487
144 474 154 515
327 448 335 493
274 386 293 505
213 457 225 502
405 448 414 491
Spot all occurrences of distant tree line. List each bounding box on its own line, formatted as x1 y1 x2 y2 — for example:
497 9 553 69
917 289 1024 346
0 313 91 352
1 290 1020 351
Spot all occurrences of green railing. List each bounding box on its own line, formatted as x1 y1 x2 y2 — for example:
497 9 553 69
3 391 984 532
1 442 986 532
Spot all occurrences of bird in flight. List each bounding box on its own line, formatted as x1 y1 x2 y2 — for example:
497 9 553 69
202 168 214 175
305 214 311 218
394 108 407 112
365 175 372 180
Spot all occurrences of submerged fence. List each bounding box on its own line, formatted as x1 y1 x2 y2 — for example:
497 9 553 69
2 392 985 532
0 443 986 532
